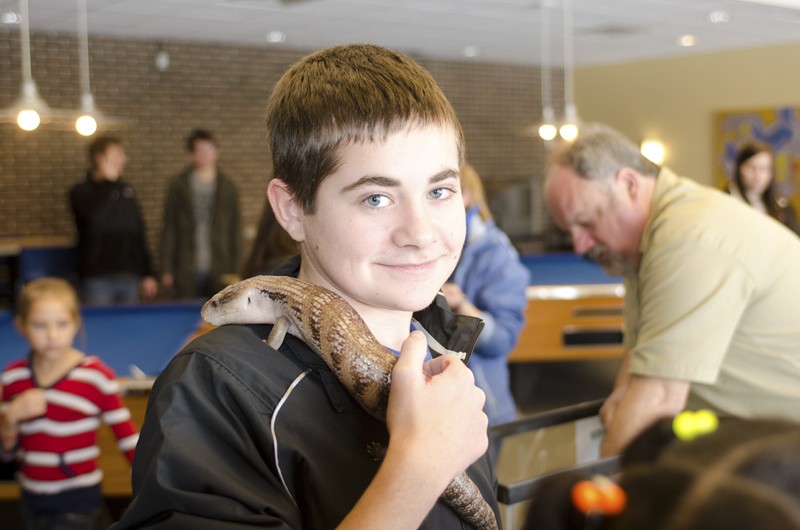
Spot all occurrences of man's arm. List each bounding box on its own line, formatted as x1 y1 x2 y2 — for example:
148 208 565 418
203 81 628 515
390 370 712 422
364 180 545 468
338 332 490 529
599 372 689 457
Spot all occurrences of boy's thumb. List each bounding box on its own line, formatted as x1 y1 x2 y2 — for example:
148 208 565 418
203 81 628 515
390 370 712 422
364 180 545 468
396 330 427 369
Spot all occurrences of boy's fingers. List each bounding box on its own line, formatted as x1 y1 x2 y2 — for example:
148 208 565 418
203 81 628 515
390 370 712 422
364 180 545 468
396 331 428 369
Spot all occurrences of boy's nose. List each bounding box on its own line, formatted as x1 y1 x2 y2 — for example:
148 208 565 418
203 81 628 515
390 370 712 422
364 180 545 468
395 205 436 247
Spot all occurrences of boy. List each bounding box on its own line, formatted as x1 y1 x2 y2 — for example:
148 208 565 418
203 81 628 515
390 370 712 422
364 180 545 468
161 129 241 299
113 44 500 529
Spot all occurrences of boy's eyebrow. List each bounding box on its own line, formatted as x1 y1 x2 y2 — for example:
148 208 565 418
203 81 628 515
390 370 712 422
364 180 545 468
342 169 459 192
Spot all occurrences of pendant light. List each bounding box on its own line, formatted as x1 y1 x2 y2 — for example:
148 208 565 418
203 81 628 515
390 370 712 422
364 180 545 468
74 0 124 136
0 0 69 131
537 0 557 141
558 0 580 141
74 0 97 136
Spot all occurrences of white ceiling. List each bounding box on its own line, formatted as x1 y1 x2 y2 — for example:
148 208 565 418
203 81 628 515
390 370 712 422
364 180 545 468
2 0 800 67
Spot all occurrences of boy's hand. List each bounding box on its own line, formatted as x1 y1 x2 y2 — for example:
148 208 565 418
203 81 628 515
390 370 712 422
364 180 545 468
386 331 488 486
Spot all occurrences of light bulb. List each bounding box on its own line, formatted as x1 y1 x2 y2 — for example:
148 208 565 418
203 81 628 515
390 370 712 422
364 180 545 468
641 140 665 164
539 123 557 141
17 109 40 131
76 114 97 136
559 123 578 141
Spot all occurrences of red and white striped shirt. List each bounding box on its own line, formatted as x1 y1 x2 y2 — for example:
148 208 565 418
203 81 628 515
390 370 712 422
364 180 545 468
1 355 139 495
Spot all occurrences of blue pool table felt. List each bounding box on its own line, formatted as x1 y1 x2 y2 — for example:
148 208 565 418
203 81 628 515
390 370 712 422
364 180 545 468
0 301 204 378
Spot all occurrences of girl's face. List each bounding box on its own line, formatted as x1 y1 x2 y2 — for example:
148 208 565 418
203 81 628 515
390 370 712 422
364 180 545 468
16 295 80 361
740 151 773 195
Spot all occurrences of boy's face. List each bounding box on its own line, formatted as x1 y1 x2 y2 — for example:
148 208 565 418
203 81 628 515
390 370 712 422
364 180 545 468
295 124 465 316
95 144 127 181
190 139 218 169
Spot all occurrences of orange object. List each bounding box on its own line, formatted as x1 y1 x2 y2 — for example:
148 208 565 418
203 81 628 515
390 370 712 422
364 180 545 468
571 476 627 516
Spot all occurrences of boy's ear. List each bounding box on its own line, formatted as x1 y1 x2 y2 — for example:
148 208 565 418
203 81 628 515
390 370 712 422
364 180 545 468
267 179 305 242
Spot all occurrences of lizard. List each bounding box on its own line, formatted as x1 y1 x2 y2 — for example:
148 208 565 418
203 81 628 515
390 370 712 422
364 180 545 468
201 275 499 530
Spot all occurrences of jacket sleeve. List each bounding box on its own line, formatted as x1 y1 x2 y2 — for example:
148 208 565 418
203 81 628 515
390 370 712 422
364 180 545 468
113 351 300 529
159 181 179 276
132 193 156 278
227 179 242 273
468 239 530 360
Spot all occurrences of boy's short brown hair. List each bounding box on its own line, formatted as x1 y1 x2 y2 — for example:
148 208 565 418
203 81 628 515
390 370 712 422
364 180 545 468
87 135 123 167
266 44 465 213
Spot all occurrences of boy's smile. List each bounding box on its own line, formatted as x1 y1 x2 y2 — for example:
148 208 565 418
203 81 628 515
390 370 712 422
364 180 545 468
290 124 465 343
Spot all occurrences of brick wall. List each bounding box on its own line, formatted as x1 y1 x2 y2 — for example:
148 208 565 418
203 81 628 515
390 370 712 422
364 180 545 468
0 31 559 267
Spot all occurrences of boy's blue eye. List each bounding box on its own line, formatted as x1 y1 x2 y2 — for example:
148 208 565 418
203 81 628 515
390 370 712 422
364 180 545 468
365 195 389 208
430 187 452 200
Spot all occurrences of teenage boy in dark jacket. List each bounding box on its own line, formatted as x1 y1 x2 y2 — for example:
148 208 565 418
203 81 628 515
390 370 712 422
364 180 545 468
113 44 501 529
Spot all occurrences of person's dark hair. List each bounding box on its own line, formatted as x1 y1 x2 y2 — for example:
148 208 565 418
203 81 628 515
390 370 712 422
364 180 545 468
265 43 465 214
186 128 216 152
522 416 800 530
733 142 778 217
87 135 123 167
241 198 298 278
549 124 660 183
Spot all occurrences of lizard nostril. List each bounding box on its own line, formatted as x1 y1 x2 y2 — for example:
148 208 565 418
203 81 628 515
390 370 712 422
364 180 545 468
246 296 251 306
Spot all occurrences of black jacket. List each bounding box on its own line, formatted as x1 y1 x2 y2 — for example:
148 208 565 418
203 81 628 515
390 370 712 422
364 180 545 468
113 263 500 529
69 174 154 279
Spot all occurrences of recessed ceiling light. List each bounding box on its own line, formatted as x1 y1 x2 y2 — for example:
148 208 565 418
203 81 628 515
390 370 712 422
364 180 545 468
266 30 286 44
708 10 731 23
1 11 21 24
463 45 479 58
678 34 696 47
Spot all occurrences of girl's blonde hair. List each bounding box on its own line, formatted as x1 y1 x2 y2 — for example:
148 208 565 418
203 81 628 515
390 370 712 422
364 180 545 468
16 278 81 326
460 162 493 222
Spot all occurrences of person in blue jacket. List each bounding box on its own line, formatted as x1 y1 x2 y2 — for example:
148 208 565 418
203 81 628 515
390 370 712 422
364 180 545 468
443 162 530 450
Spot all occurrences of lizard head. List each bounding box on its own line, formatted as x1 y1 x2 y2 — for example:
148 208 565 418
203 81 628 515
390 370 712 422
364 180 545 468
201 280 264 326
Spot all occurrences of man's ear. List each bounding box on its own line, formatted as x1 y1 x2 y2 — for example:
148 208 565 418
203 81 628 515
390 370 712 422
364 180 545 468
267 179 305 242
615 167 640 201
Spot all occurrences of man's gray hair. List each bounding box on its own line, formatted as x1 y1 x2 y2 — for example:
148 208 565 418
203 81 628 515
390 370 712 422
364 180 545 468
549 123 660 181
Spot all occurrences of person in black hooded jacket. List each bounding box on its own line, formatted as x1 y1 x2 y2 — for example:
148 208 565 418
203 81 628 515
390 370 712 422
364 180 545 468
69 135 157 304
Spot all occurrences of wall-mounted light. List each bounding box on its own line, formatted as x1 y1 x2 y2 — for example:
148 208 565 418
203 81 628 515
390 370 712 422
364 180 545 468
641 139 666 164
154 49 170 72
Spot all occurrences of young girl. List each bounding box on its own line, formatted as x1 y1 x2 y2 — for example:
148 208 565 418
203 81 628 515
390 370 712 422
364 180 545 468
729 142 799 234
1 277 139 530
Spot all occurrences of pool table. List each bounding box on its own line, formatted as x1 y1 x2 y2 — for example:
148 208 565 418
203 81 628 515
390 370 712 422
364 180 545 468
509 252 625 362
0 301 205 378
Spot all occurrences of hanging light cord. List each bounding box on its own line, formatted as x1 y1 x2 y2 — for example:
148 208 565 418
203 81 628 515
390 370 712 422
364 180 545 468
540 1 552 113
20 0 32 83
563 0 574 111
77 0 91 99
